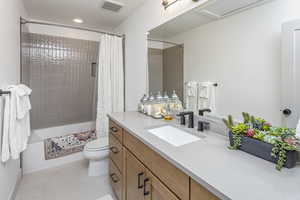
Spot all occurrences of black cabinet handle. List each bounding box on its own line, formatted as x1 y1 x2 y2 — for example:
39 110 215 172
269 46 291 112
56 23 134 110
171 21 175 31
110 127 119 133
138 172 144 189
110 173 119 183
110 146 119 154
143 178 150 196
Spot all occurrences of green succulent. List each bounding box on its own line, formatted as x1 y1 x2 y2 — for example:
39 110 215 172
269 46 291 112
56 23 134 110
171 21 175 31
242 112 251 124
232 123 248 135
253 130 265 141
223 115 234 130
262 124 271 131
271 140 297 171
225 112 299 171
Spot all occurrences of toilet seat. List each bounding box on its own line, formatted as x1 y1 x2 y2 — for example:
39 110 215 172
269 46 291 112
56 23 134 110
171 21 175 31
85 137 109 151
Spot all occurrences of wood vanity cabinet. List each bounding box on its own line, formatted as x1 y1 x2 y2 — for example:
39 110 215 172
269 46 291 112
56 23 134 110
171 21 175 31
109 159 123 200
109 120 123 143
144 169 180 200
125 148 179 200
125 149 146 200
190 179 219 200
109 121 124 200
108 119 219 200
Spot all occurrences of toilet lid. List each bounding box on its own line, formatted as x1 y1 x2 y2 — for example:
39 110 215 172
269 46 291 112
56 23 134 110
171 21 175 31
85 136 108 151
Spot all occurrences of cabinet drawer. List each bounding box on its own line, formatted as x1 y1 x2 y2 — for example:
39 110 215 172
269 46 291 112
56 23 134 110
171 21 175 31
109 159 123 200
109 133 123 173
191 179 219 200
124 131 189 200
109 120 123 143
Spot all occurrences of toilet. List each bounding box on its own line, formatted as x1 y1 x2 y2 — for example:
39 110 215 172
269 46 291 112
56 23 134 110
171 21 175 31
83 136 109 176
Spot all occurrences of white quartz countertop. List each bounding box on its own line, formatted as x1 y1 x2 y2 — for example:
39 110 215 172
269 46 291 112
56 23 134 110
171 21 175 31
108 111 300 200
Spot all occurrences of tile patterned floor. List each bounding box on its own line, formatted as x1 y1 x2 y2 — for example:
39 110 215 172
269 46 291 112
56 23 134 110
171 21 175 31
15 160 117 200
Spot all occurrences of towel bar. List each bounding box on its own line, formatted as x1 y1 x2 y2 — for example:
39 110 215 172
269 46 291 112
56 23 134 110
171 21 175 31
0 90 11 96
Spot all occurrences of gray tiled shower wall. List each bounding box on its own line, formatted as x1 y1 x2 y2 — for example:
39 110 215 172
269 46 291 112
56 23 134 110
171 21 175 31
21 33 99 129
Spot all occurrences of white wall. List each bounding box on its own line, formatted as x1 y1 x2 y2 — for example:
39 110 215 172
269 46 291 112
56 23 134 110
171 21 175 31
28 23 102 41
0 0 28 199
115 0 211 111
166 0 300 125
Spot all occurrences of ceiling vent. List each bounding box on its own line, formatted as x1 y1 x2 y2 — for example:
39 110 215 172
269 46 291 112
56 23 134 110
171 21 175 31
102 0 124 12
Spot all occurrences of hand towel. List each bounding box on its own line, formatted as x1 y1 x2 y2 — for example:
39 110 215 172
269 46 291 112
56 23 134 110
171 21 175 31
186 81 198 97
198 82 216 113
185 81 198 112
15 84 32 153
15 84 32 120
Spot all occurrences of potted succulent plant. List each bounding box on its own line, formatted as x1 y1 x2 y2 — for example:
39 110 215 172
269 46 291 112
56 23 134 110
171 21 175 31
223 113 299 171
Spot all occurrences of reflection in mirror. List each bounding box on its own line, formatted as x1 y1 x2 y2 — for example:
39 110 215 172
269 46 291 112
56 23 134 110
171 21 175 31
147 39 184 101
147 0 288 126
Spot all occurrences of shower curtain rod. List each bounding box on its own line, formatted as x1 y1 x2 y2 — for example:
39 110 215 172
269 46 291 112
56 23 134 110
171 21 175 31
20 18 124 38
147 38 182 46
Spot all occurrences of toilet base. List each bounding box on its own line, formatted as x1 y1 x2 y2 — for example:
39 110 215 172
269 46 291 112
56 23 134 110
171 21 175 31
88 159 109 177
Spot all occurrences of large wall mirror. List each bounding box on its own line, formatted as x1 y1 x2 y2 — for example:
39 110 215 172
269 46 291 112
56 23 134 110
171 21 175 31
147 0 299 127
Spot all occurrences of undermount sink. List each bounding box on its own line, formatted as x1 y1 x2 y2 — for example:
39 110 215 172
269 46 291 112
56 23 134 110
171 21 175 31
147 125 201 147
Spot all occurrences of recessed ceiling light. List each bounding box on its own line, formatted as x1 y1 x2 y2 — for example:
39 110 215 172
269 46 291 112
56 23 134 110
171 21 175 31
73 18 83 23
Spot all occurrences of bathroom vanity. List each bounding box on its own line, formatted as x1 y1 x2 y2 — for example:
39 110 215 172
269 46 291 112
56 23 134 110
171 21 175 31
108 112 300 200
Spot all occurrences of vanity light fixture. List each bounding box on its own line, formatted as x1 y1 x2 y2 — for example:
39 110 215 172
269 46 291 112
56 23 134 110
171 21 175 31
73 18 83 24
162 0 200 9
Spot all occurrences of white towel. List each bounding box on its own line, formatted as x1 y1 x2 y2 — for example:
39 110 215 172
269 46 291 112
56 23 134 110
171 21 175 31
186 81 198 97
1 84 32 162
199 85 209 99
185 81 198 112
1 86 12 162
296 118 300 138
198 82 216 113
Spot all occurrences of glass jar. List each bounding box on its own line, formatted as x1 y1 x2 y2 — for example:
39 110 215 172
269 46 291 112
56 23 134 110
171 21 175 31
151 91 164 118
169 90 183 115
138 94 147 113
145 93 155 116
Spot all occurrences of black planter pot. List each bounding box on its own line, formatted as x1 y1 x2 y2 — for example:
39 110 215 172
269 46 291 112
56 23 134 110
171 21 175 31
229 132 298 168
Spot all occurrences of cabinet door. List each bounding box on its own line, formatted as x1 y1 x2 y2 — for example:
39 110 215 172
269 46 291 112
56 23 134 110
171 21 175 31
109 159 123 200
191 179 219 200
144 170 179 200
126 150 146 200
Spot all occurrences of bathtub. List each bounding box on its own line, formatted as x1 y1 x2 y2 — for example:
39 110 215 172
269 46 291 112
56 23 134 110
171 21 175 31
22 121 96 174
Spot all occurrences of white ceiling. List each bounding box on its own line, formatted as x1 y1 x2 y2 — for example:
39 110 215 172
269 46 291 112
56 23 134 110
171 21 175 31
23 0 147 30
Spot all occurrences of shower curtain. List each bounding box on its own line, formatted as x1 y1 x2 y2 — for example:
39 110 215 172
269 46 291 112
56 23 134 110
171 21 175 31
96 34 124 137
